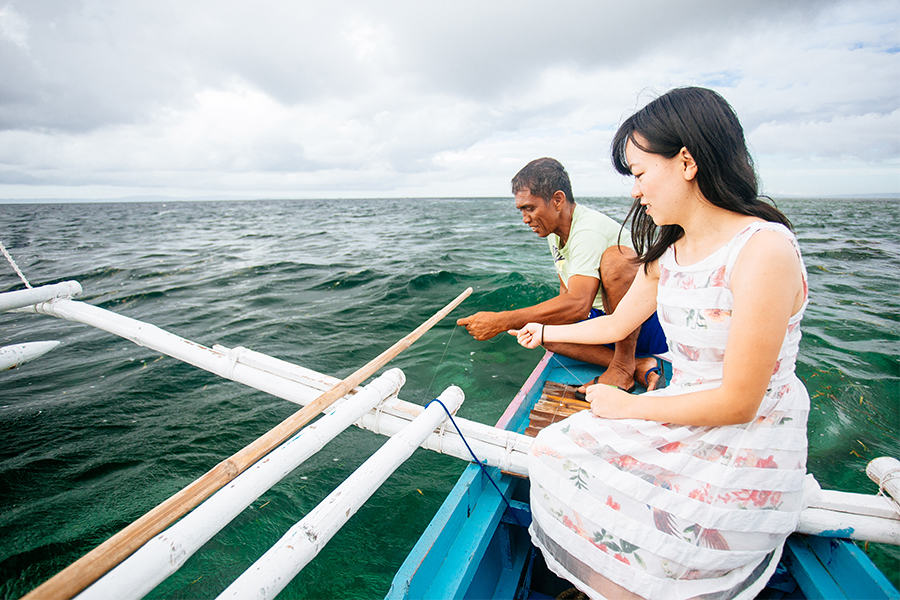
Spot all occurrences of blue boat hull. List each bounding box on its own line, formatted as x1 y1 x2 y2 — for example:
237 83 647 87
388 352 898 599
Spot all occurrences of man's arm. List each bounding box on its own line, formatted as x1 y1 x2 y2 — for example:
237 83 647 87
457 274 599 340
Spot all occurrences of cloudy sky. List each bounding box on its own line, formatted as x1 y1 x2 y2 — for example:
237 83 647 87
0 0 897 202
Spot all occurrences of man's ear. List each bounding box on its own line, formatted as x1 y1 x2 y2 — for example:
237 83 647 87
551 190 568 209
680 147 698 181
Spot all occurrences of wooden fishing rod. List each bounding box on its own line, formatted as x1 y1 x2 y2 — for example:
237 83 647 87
22 286 473 600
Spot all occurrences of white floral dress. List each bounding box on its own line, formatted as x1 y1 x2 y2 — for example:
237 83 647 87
528 222 810 600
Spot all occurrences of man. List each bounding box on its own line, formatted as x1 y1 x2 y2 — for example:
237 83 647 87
457 157 667 391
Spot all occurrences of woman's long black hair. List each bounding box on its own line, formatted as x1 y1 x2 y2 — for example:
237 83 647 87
611 87 791 268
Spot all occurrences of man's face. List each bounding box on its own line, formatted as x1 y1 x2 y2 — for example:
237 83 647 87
515 189 558 238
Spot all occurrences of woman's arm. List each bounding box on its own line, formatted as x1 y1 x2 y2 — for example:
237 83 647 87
510 260 660 348
457 274 600 340
588 231 804 426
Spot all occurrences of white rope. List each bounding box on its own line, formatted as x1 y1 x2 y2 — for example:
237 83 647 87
437 420 447 454
876 467 900 515
225 346 248 380
0 240 32 289
371 398 386 436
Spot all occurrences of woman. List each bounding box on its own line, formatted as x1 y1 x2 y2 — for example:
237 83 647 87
511 87 809 599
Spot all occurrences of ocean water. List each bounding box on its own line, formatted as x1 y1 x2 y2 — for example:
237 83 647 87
0 197 897 598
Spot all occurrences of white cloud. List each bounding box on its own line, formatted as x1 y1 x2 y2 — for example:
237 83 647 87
0 0 897 200
0 4 27 50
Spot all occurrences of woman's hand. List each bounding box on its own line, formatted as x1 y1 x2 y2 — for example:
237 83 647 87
508 323 544 349
587 383 635 419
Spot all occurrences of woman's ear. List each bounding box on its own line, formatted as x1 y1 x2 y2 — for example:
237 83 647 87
679 147 698 181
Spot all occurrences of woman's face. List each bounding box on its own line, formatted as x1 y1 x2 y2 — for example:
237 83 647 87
625 136 695 226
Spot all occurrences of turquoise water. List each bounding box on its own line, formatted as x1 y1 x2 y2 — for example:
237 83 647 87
0 197 897 598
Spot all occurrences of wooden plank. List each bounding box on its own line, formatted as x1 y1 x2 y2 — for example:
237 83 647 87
490 526 532 600
523 380 591 438
541 381 588 403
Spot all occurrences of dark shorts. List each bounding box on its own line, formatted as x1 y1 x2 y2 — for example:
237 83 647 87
587 308 669 356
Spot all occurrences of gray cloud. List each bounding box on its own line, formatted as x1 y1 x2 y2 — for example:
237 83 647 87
0 0 897 199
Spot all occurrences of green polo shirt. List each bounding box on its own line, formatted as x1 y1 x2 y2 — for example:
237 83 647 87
547 204 631 311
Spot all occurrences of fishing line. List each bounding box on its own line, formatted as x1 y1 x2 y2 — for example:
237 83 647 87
426 397 529 532
420 319 528 532
423 322 458 401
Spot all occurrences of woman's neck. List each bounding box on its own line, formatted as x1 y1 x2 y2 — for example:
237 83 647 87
674 205 761 265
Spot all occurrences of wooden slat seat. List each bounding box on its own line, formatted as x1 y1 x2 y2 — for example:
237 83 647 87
524 381 591 437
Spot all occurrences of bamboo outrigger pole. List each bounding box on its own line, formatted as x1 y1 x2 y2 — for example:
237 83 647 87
22 287 473 600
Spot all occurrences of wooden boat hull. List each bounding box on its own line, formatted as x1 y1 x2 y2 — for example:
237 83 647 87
388 352 899 599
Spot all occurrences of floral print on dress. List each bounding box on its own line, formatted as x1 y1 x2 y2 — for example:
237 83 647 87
753 410 792 427
547 503 648 570
718 488 783 509
530 443 565 460
527 222 810 599
564 459 592 490
676 342 701 361
591 527 647 569
706 265 727 288
670 366 705 387
704 308 730 322
659 263 672 287
683 307 731 330
685 308 709 330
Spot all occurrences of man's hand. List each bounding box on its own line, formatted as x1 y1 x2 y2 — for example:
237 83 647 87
457 312 508 341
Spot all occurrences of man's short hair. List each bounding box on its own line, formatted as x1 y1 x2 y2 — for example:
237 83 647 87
511 157 574 203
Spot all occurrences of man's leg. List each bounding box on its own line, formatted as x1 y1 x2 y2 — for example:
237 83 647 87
543 245 661 391
596 245 647 390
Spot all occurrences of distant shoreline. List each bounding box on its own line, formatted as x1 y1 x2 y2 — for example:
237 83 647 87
1 194 898 205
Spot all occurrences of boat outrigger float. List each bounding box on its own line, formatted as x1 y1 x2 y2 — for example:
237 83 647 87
3 281 898 599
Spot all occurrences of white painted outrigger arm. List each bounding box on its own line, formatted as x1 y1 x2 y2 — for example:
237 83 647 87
0 280 81 312
218 385 465 600
0 341 60 371
75 368 408 600
23 298 533 476
19 295 900 548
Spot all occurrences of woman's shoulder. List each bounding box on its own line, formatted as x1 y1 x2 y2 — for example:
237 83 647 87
741 226 799 257
731 223 805 285
724 218 799 261
721 219 805 292
738 220 801 256
741 218 794 236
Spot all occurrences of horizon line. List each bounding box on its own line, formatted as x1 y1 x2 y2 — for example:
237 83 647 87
2 193 899 205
